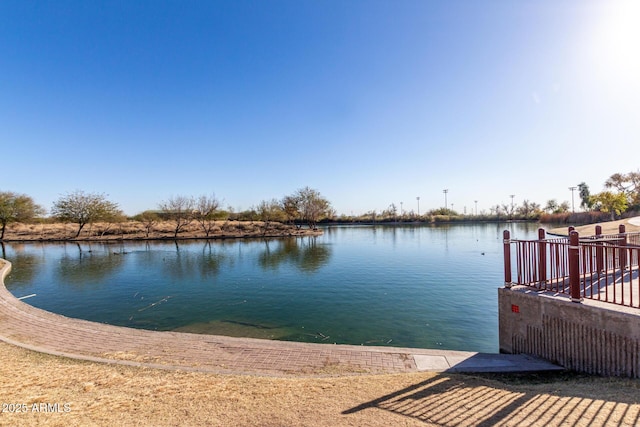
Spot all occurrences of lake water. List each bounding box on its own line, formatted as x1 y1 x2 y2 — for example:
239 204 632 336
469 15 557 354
1 222 539 352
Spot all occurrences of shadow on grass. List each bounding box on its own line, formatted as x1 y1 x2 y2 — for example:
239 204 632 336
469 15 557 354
343 372 640 426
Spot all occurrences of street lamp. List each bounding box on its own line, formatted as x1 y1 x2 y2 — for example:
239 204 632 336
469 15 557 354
510 195 515 219
569 186 577 212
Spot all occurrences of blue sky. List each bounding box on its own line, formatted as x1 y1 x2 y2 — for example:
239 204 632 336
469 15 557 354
1 1 638 216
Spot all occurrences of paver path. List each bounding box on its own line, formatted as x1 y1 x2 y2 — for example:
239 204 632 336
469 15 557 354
0 260 561 376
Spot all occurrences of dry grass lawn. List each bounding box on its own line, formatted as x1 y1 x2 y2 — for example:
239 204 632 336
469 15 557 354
1 342 639 427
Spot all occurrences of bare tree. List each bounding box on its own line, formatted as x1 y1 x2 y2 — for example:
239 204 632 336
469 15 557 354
51 191 120 238
501 203 515 219
0 191 45 240
490 205 503 219
159 196 195 238
292 187 331 229
136 210 160 238
382 203 398 221
544 199 559 214
257 199 285 235
281 195 301 228
516 200 541 219
97 211 127 238
194 194 221 237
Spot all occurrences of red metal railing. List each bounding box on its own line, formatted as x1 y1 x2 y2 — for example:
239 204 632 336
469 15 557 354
504 226 640 308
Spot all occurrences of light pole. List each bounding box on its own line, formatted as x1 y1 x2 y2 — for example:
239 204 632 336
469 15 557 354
510 195 515 219
443 189 448 211
569 186 577 212
416 197 420 217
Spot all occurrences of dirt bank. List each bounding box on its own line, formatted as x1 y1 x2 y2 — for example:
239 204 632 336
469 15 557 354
0 220 320 242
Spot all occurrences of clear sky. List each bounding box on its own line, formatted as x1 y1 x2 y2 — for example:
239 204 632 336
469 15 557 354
1 1 638 216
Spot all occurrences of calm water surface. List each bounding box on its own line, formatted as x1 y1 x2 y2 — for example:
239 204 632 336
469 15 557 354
2 222 539 352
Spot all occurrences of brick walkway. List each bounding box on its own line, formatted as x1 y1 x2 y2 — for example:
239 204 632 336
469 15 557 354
0 260 560 377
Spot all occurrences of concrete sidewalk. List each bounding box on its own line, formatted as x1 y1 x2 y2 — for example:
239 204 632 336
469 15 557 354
413 352 562 373
0 260 562 376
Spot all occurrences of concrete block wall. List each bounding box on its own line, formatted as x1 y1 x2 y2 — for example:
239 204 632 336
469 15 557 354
499 287 640 378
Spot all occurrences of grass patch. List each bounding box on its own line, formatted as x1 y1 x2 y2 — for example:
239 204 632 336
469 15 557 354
1 341 639 426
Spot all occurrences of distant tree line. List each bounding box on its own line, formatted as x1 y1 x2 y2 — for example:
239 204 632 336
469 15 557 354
328 170 640 225
1 170 638 240
0 187 333 240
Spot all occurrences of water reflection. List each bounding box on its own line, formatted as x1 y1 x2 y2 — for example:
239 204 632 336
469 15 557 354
1 242 43 292
160 241 226 281
258 237 332 273
297 237 331 272
55 243 126 287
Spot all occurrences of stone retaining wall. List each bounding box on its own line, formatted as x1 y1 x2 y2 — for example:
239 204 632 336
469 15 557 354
499 287 640 377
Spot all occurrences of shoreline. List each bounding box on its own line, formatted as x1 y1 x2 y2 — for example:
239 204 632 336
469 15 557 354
0 231 322 244
0 220 322 243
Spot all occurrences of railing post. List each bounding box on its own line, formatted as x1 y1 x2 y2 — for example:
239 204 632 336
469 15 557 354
619 224 627 270
568 226 575 235
569 231 582 302
537 228 546 285
595 225 604 272
503 230 512 288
